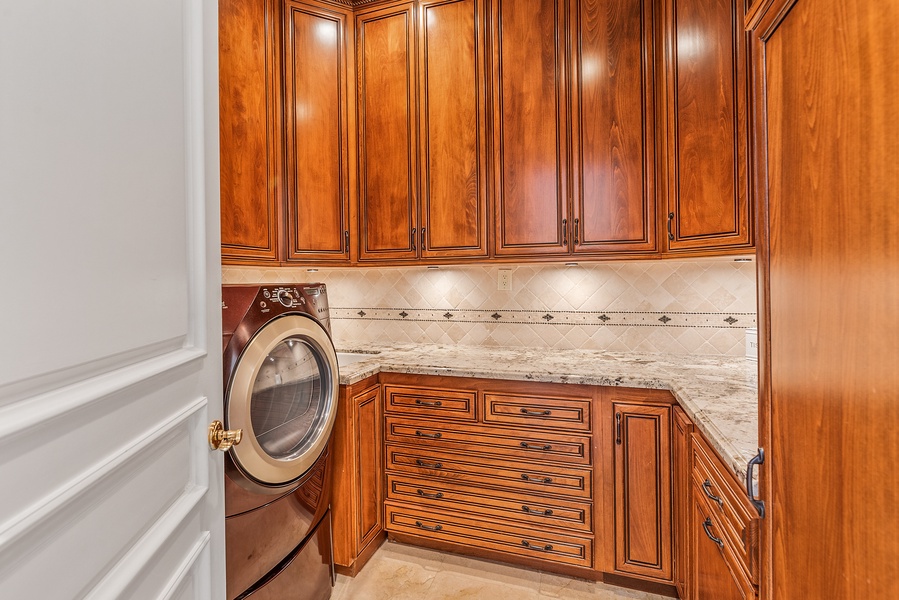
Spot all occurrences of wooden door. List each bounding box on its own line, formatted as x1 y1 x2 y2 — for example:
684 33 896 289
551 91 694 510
751 0 899 598
417 0 489 259
283 0 352 263
672 407 694 599
490 0 570 256
332 380 384 574
220 0 283 264
0 0 225 596
569 0 657 255
610 399 672 582
660 0 751 252
356 2 419 261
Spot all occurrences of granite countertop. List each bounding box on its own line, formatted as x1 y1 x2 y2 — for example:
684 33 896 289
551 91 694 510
335 343 758 485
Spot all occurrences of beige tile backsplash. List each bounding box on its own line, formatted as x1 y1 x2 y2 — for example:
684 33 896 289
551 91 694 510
222 259 757 356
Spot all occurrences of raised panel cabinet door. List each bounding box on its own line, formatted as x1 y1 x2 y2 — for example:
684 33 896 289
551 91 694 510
331 381 383 573
220 0 283 264
357 3 419 261
490 0 570 256
662 0 751 252
418 0 489 258
284 1 351 262
570 0 656 254
612 402 673 582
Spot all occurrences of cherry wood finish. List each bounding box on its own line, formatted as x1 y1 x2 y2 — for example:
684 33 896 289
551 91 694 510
569 0 657 254
356 2 418 261
603 388 673 583
417 0 489 258
751 1 899 598
490 0 570 256
672 406 694 600
331 378 385 575
382 373 600 575
691 496 753 600
283 1 352 262
659 0 752 252
220 0 283 265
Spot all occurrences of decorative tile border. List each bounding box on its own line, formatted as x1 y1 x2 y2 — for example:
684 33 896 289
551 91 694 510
332 308 757 329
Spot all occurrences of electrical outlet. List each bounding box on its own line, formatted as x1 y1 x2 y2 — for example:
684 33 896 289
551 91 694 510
497 269 512 291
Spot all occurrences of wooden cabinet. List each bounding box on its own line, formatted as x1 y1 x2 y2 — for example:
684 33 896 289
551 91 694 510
417 0 489 259
283 0 353 262
331 378 385 575
569 0 657 255
356 0 489 261
659 0 752 253
672 406 694 599
490 0 570 257
692 496 754 600
604 388 673 583
382 374 600 577
219 0 283 265
355 2 418 261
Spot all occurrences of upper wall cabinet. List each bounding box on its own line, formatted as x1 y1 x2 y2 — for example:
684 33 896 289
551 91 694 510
659 0 753 253
417 0 489 259
570 0 657 255
220 0 284 265
490 0 570 257
283 0 353 263
356 0 489 262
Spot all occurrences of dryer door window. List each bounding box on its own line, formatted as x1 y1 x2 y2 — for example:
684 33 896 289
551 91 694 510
226 313 339 487
250 336 325 459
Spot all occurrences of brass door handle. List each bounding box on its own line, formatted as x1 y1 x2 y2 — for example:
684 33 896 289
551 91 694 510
209 420 242 451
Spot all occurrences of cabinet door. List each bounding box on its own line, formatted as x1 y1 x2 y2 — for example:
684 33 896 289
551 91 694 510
332 382 383 573
661 0 751 252
417 0 489 258
490 0 570 256
569 0 656 254
692 498 753 600
612 402 672 581
219 0 283 264
283 1 351 262
356 3 419 261
672 407 694 599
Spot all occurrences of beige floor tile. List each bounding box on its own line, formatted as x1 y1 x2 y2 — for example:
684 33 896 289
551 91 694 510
538 572 667 600
422 569 541 600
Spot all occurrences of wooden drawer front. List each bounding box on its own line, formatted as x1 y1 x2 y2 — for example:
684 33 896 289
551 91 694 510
386 473 593 533
693 490 756 599
483 392 593 432
691 437 757 583
386 445 592 499
384 385 476 421
386 417 592 466
385 502 594 568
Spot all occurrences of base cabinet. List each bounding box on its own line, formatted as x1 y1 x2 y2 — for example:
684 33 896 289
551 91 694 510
672 406 694 599
331 378 385 575
692 497 755 600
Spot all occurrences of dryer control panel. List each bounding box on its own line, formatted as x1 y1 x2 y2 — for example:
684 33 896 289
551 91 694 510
262 286 306 308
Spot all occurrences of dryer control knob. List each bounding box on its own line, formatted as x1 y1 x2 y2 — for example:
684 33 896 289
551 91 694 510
276 289 294 307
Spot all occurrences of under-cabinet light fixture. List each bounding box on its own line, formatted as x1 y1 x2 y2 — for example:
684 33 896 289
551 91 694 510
427 266 439 269
307 268 319 272
733 258 753 262
564 262 579 267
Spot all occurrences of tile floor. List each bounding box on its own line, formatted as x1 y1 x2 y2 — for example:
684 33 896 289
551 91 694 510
331 541 671 600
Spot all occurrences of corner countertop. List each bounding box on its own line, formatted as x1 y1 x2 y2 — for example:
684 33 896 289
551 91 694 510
335 343 758 485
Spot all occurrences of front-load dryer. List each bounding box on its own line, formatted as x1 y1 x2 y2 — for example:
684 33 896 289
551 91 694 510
221 284 338 600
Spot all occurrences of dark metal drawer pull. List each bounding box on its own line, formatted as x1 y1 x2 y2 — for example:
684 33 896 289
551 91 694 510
519 408 552 416
417 489 444 499
520 441 552 451
521 540 553 552
415 399 443 407
521 505 554 516
702 479 724 507
415 430 442 439
702 517 724 548
520 474 552 484
416 459 443 469
415 521 442 532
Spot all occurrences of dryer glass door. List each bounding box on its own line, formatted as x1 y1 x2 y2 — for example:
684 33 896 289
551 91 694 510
226 314 339 487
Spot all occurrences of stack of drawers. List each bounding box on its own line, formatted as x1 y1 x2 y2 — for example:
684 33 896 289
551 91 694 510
382 377 596 571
